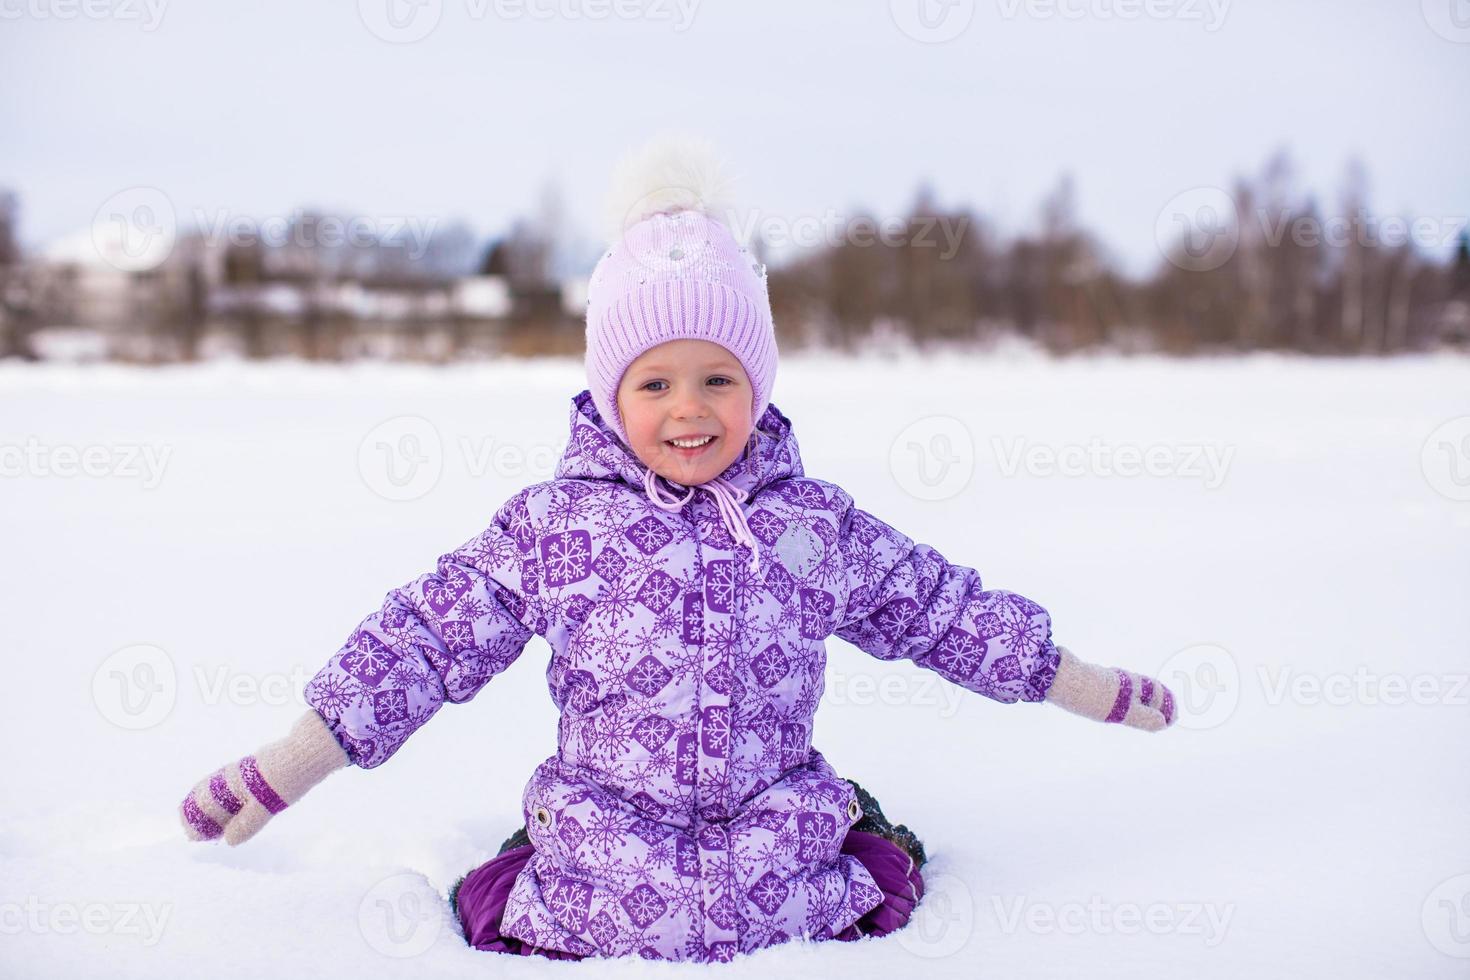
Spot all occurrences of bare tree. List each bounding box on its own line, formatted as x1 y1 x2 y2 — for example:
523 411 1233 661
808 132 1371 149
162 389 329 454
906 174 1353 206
0 189 38 361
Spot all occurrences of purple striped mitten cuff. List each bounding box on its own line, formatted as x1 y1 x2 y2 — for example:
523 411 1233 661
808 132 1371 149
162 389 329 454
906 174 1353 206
1044 645 1178 732
178 709 349 846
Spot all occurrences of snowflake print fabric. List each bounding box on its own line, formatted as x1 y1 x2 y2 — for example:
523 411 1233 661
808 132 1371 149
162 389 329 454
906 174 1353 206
304 389 1061 963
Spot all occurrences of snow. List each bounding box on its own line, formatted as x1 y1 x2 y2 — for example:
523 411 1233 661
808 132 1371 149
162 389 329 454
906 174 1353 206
1 350 1467 978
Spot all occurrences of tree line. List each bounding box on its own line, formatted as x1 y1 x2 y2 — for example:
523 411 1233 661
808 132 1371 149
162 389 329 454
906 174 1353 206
1 147 1465 361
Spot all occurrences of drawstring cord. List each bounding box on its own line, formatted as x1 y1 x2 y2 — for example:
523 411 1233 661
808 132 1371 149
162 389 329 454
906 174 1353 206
642 467 762 576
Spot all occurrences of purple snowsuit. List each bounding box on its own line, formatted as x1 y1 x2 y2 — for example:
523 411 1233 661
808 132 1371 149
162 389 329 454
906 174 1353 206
304 390 1062 962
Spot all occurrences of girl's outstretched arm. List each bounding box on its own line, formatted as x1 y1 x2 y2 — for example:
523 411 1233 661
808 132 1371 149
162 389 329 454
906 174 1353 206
301 487 544 769
178 487 545 845
829 487 1175 731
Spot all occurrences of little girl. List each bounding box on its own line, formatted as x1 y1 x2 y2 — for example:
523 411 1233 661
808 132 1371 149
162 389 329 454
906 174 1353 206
178 140 1178 964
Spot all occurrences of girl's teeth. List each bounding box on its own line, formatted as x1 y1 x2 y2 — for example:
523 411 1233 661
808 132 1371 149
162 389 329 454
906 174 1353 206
669 436 713 448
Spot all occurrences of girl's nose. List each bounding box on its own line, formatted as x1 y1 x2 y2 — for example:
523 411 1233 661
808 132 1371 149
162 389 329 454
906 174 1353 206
672 392 710 420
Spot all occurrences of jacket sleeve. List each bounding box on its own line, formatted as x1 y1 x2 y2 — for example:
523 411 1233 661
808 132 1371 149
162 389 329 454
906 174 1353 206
829 490 1060 704
303 488 544 768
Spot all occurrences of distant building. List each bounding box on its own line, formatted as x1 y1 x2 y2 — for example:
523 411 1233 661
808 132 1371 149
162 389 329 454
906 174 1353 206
451 276 513 319
13 223 214 359
561 276 590 318
11 219 586 361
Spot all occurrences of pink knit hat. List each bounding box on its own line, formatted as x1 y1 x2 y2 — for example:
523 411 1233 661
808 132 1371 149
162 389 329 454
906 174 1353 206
584 138 778 451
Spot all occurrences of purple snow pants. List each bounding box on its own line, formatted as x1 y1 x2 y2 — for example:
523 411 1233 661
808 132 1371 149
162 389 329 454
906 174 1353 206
454 829 925 959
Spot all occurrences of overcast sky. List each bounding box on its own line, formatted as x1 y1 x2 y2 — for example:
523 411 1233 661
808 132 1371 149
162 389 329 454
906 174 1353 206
3 0 1467 278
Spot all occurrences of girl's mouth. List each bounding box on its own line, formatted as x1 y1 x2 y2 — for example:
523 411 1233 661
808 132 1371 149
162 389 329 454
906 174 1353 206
665 434 717 458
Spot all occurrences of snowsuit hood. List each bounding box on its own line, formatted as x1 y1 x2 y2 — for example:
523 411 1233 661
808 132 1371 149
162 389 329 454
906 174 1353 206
306 388 1061 963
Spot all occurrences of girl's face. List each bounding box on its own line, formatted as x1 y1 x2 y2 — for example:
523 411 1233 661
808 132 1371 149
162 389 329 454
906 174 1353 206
615 338 754 487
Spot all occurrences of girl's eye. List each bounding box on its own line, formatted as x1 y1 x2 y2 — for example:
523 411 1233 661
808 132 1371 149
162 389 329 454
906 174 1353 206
640 377 733 392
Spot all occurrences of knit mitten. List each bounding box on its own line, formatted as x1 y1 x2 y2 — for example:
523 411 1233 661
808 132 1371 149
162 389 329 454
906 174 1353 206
1044 645 1178 731
179 709 349 846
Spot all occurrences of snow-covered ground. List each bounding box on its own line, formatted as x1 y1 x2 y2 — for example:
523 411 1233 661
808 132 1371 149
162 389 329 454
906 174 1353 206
2 349 1468 978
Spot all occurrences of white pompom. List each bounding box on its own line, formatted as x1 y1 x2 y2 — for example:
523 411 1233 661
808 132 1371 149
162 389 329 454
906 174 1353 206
601 132 742 241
